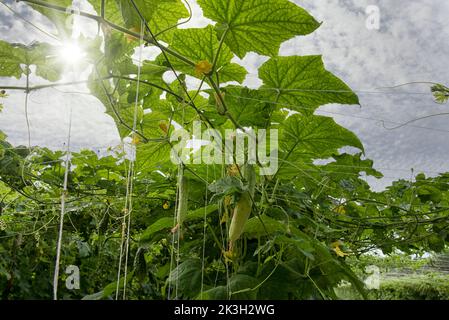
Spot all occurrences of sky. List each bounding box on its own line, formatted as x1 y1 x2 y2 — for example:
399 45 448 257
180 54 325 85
0 0 448 190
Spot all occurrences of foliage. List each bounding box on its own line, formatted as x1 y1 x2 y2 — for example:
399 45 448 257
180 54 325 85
431 83 449 104
0 0 448 300
374 274 449 300
336 253 449 300
334 274 449 301
347 253 432 275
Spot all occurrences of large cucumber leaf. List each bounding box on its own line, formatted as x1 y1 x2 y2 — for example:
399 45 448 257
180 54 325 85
259 55 359 114
197 0 319 58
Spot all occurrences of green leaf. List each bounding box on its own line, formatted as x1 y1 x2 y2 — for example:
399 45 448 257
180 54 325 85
229 274 260 299
185 204 218 220
141 0 189 41
101 32 141 76
431 84 449 104
140 110 171 138
156 26 247 83
138 61 170 101
0 89 6 114
197 0 320 58
88 67 133 137
259 55 359 113
257 262 301 299
0 41 25 78
198 274 260 299
184 163 224 184
211 86 275 127
139 204 218 241
416 185 442 203
427 234 445 252
208 176 244 197
81 291 105 300
28 43 65 82
136 140 172 171
101 271 134 298
168 258 202 297
273 235 315 260
89 0 124 25
139 217 173 241
76 241 91 258
90 0 189 41
278 114 363 176
198 286 227 300
321 153 383 179
155 90 213 126
27 0 73 36
243 215 288 238
134 247 147 282
0 41 64 81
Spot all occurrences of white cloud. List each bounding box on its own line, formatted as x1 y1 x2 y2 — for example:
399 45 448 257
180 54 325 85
284 0 449 190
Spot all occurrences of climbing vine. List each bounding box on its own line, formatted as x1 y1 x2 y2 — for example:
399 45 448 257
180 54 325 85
0 0 448 300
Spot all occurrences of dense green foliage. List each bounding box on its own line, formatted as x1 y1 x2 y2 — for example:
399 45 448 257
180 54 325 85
374 275 449 300
336 254 449 300
0 0 448 300
336 274 449 300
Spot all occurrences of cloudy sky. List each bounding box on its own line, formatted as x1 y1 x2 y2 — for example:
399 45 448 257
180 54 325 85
0 0 448 190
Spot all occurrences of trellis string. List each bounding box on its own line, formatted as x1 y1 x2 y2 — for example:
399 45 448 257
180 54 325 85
53 105 73 300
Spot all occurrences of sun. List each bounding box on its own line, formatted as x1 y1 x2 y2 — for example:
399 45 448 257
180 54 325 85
58 42 86 65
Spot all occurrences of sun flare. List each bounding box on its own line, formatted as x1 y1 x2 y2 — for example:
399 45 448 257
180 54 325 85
58 42 85 65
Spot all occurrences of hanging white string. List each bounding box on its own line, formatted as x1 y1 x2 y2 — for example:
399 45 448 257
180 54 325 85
200 165 209 298
53 105 73 300
167 178 180 300
122 19 144 299
115 20 145 300
115 160 129 300
215 164 231 299
223 171 230 300
168 85 187 300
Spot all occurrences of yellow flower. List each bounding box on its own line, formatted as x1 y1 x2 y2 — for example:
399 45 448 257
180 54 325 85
223 249 237 262
331 241 349 257
163 202 170 210
125 26 142 43
194 60 213 76
220 213 228 225
224 195 232 207
159 121 169 134
227 164 239 177
333 205 346 215
131 134 140 145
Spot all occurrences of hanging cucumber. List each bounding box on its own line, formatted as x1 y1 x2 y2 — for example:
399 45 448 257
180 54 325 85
228 164 256 250
172 167 189 236
214 91 226 115
176 174 189 227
